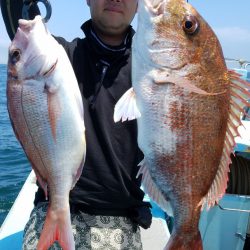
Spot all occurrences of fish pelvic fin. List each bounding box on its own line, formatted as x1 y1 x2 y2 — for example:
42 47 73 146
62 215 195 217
46 89 61 143
37 205 75 250
114 87 141 123
199 70 250 210
137 159 173 216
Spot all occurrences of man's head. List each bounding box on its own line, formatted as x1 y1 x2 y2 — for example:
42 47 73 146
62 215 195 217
86 0 138 45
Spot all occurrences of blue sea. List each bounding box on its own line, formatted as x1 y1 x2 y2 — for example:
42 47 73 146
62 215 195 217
0 64 30 226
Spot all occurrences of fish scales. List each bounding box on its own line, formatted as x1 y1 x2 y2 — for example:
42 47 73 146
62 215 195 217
114 0 250 249
137 78 229 204
7 16 86 250
133 0 229 245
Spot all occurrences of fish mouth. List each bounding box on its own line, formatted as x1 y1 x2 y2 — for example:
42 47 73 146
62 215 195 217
19 15 43 33
143 0 166 15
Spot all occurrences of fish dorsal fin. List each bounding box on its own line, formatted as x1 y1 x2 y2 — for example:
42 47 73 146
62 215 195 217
137 159 173 216
199 70 250 210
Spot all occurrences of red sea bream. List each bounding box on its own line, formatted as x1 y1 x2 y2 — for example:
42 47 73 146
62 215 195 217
114 0 250 249
7 16 86 250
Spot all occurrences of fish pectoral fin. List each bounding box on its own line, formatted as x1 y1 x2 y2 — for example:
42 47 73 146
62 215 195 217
137 159 173 216
47 89 61 142
114 87 141 123
154 74 226 95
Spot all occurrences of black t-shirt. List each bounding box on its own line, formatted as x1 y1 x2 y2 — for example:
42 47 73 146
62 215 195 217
35 20 149 216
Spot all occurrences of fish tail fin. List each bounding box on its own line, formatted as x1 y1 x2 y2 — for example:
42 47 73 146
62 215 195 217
37 205 75 250
165 231 202 250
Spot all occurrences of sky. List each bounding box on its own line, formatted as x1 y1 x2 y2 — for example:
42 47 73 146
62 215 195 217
1 0 250 67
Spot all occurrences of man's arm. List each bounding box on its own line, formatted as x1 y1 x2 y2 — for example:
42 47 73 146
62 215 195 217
1 0 40 40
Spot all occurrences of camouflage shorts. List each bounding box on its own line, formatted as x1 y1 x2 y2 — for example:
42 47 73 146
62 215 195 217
22 202 142 250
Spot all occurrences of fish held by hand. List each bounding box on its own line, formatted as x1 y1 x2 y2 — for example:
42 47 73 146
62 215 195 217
7 15 86 250
114 0 250 249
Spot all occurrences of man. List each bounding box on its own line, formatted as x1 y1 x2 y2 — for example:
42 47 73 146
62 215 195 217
1 0 152 249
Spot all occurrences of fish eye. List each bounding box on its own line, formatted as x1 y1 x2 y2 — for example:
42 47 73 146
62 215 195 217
182 15 199 35
10 49 21 64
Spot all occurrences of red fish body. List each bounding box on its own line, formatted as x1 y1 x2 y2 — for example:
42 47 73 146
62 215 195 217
114 0 250 249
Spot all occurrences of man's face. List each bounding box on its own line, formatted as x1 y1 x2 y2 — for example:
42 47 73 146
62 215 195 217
86 0 138 36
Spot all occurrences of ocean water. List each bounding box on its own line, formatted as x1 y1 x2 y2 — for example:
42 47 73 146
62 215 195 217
0 64 30 226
